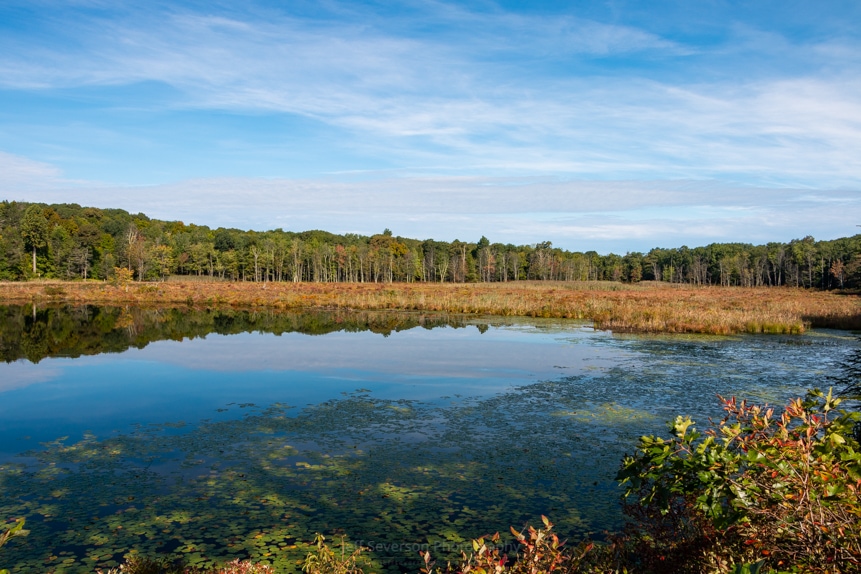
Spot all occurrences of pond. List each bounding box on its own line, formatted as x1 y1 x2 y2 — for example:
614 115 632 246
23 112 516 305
0 305 857 573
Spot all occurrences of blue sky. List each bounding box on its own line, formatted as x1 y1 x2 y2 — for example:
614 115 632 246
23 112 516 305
1 0 859 253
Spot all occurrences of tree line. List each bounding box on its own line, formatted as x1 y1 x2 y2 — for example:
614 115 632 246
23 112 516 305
3 201 861 288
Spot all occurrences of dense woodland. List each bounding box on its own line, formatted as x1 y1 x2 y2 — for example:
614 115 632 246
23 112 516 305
3 201 861 288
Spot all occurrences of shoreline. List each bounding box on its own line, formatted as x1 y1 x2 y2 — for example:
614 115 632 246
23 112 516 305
1 279 858 334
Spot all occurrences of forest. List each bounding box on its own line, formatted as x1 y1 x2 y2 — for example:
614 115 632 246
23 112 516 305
3 200 861 288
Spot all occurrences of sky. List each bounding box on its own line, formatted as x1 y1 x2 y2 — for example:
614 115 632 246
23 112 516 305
1 0 859 253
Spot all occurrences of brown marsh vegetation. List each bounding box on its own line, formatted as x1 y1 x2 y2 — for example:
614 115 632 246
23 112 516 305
1 279 858 334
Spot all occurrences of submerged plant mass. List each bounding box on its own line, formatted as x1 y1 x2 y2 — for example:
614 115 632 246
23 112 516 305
0 307 858 573
0 379 639 573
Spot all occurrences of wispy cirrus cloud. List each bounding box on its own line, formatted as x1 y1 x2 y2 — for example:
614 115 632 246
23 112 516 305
0 151 63 187
0 0 859 251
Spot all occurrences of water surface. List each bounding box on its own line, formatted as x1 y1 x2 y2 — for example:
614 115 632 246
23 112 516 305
0 305 856 572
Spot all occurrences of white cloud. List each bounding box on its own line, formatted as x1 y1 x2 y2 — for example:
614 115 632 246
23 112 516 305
0 2 859 188
5 165 858 252
0 151 63 187
0 1 859 251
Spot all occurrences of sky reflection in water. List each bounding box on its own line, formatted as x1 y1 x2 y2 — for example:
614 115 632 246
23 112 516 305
0 310 858 573
0 319 622 458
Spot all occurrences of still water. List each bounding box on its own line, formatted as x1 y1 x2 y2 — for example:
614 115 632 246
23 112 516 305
0 305 857 572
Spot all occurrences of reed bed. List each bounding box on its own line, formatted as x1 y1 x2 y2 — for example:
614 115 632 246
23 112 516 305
1 280 859 334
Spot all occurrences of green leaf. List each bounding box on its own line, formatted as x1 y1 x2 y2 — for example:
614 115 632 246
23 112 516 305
672 416 695 438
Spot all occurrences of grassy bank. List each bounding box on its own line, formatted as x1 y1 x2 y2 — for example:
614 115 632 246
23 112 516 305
1 280 858 334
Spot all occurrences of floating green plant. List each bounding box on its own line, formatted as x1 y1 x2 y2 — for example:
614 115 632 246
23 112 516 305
552 402 659 424
1 308 847 573
0 375 660 573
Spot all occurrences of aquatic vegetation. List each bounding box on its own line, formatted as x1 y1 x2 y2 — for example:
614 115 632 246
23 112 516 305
417 517 599 574
0 374 662 573
0 281 858 335
552 403 658 424
97 556 275 573
0 368 811 572
110 518 609 574
7 383 858 574
2 308 858 572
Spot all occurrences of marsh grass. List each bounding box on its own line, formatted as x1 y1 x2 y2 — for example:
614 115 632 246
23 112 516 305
1 281 858 334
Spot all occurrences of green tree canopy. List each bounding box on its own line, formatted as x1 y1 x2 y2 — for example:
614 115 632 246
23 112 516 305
20 205 49 274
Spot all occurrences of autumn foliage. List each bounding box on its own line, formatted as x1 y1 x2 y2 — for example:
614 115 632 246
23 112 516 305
1 280 859 334
617 389 861 573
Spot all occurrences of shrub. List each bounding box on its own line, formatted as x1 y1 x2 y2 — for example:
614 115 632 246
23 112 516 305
111 266 135 287
301 518 610 574
617 389 861 573
97 556 274 574
418 516 598 574
303 534 368 574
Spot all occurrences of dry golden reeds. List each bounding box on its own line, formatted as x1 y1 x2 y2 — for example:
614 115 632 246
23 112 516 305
1 280 858 335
